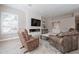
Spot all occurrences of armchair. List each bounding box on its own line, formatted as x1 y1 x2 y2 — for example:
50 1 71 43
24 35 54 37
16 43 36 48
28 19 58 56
18 29 39 53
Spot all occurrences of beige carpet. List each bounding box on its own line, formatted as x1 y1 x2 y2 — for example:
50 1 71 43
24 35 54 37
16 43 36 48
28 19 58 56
0 39 79 54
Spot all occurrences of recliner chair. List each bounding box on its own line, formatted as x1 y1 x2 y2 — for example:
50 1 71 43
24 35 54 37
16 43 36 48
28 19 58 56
18 29 39 53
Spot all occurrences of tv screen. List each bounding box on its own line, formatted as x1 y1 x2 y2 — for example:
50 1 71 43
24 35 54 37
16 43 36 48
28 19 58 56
31 18 41 26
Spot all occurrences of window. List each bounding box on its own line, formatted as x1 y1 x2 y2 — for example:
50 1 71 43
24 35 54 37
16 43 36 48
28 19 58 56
1 12 18 35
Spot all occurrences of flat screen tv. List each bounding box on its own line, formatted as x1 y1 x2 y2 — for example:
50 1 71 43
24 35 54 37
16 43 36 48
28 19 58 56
31 18 41 26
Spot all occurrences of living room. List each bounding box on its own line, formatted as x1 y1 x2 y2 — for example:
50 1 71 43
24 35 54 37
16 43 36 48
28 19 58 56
0 4 79 54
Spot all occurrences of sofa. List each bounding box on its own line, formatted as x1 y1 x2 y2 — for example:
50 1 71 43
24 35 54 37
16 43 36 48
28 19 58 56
48 30 79 53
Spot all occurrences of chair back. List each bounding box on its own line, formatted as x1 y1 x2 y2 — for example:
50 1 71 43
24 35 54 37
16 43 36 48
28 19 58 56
18 30 29 46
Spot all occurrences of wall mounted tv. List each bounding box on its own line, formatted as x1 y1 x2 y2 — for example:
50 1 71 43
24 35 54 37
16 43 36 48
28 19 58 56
31 18 41 26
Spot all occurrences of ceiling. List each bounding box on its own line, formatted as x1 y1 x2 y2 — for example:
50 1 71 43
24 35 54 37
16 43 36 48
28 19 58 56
3 4 79 17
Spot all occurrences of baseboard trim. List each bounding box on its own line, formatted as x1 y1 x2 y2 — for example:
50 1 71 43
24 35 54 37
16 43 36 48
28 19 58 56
0 37 19 42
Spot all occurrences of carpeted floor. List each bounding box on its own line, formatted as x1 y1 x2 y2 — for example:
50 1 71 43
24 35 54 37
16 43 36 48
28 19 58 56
0 39 79 54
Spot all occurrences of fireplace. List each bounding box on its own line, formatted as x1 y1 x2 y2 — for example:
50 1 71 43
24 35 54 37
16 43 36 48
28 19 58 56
29 29 40 32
